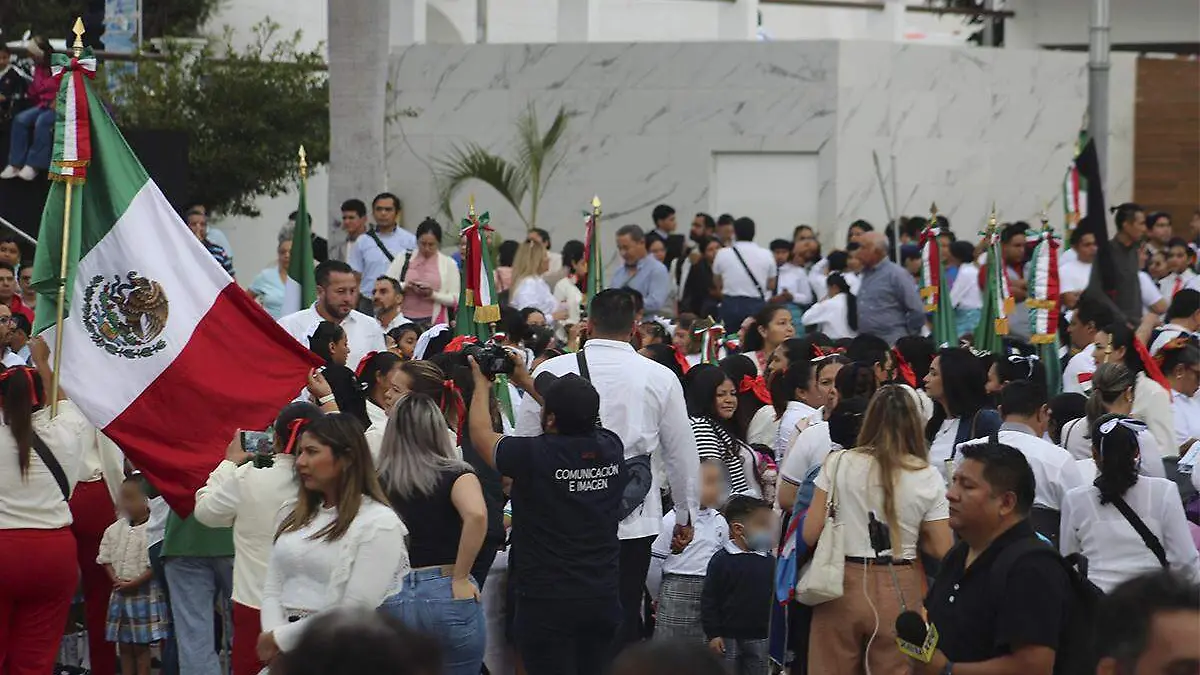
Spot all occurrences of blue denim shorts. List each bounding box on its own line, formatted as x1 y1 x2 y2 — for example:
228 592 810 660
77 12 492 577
380 568 486 675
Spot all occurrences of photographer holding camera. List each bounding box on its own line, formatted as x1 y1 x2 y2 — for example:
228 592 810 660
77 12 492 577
513 289 700 654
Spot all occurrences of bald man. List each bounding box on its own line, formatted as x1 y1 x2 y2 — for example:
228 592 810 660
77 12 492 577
854 231 925 344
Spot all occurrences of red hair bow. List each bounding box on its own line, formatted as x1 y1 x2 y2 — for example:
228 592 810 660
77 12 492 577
0 366 40 407
812 345 846 361
441 379 467 444
444 336 479 354
354 351 379 378
891 347 917 388
738 375 772 406
282 418 310 455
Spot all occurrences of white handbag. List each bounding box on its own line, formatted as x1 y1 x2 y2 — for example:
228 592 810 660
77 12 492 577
795 450 846 606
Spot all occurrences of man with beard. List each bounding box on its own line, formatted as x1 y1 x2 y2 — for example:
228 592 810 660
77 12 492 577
372 275 409 332
278 260 385 369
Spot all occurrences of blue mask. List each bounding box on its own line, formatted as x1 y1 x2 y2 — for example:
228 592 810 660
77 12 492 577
746 529 774 553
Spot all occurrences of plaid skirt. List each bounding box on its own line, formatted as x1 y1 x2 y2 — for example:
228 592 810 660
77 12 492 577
654 573 706 646
106 577 171 644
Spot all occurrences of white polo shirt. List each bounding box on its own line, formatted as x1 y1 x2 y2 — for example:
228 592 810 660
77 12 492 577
713 242 776 300
650 507 728 576
277 304 386 372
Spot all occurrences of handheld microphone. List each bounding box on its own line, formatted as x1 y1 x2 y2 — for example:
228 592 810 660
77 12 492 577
895 610 938 662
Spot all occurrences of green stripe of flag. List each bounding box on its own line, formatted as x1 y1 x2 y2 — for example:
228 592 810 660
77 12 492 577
287 176 316 308
31 78 151 333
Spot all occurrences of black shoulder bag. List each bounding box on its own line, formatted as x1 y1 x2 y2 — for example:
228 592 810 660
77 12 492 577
32 433 71 501
729 246 766 300
576 348 651 519
398 250 414 283
1109 495 1169 567
366 229 395 262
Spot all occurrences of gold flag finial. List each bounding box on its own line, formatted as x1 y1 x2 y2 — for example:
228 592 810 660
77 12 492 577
592 195 601 210
468 194 476 218
988 202 998 229
298 145 307 178
930 201 939 219
1040 201 1050 227
72 17 85 57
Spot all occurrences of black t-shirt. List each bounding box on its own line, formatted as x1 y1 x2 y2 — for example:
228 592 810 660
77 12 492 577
385 466 471 569
925 520 1070 665
495 429 626 600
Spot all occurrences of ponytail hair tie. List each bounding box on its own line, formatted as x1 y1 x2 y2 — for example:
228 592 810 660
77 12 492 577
0 366 40 407
671 345 691 375
891 347 917 388
282 418 311 455
355 351 379 379
440 379 467 444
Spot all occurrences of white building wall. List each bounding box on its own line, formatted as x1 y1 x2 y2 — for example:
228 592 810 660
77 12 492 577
1005 0 1200 50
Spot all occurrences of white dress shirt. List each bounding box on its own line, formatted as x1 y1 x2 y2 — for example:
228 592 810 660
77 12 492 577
1140 271 1164 314
1062 344 1096 394
1060 477 1200 593
949 262 983 310
1 350 25 368
261 500 408 652
776 263 813 307
1159 270 1195 300
1133 372 1177 458
514 338 700 538
774 400 821 461
0 401 90 530
650 507 728 576
193 455 301 609
277 304 386 373
1058 258 1092 295
712 242 776 299
960 425 1085 510
800 293 856 340
363 399 389 465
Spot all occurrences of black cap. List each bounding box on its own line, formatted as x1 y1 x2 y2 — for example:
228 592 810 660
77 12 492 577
534 372 600 434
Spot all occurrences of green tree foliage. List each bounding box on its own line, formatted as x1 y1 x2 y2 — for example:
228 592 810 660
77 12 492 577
106 21 328 217
434 105 573 232
2 0 220 44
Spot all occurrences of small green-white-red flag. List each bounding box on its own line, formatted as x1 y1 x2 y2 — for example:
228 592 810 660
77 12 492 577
31 59 321 516
281 153 316 315
583 196 604 305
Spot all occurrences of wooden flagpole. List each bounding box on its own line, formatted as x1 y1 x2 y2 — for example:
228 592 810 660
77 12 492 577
51 17 86 417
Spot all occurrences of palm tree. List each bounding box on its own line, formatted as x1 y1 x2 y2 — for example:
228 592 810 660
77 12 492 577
434 104 573 231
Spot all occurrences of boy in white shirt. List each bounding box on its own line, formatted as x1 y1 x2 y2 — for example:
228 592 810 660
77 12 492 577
948 240 982 339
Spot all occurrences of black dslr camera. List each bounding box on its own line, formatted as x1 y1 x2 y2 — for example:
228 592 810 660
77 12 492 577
462 340 516 377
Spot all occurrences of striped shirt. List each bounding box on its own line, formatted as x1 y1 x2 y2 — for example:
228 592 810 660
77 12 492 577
691 416 754 496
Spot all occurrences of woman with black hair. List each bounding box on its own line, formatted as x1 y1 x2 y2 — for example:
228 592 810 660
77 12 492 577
310 321 368 425
772 353 844 460
923 347 1001 482
193 400 326 675
1094 322 1176 457
1156 334 1200 452
739 304 795 376
1060 413 1199 593
741 337 828 448
1069 363 1168 481
0 339 92 675
801 273 857 340
357 351 404 462
985 341 1046 396
685 365 760 497
720 353 770 444
640 343 686 382
679 236 722 318
388 218 461 325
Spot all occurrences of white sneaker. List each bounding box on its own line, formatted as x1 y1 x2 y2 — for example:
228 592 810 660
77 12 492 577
16 166 37 181
0 166 17 179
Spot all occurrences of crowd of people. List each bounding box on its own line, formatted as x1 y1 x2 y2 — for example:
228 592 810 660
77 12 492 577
1 189 1199 675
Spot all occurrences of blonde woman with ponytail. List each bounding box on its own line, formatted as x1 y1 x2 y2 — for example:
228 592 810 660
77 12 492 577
801 385 953 675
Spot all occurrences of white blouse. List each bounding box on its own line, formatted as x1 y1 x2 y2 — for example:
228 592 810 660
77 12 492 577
746 405 781 449
509 276 560 324
1060 477 1200 593
363 399 389 465
97 517 151 581
0 400 91 530
1172 390 1200 450
261 499 409 652
800 293 856 340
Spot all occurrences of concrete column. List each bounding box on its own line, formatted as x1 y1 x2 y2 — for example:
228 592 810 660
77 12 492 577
391 0 428 46
557 0 599 42
718 0 759 41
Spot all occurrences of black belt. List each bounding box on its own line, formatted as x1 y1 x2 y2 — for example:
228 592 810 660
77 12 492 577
845 556 913 566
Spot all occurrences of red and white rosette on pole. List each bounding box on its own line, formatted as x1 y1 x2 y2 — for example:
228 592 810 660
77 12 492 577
49 49 97 184
1027 219 1061 345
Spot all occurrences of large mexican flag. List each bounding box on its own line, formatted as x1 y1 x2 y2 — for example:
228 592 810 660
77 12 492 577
31 53 321 515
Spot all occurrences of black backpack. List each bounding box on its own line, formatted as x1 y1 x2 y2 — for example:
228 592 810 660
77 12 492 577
989 537 1104 675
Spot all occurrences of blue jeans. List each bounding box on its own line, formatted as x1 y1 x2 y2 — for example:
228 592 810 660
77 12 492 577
149 542 179 675
164 556 233 675
8 106 55 169
720 296 766 334
379 569 486 675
